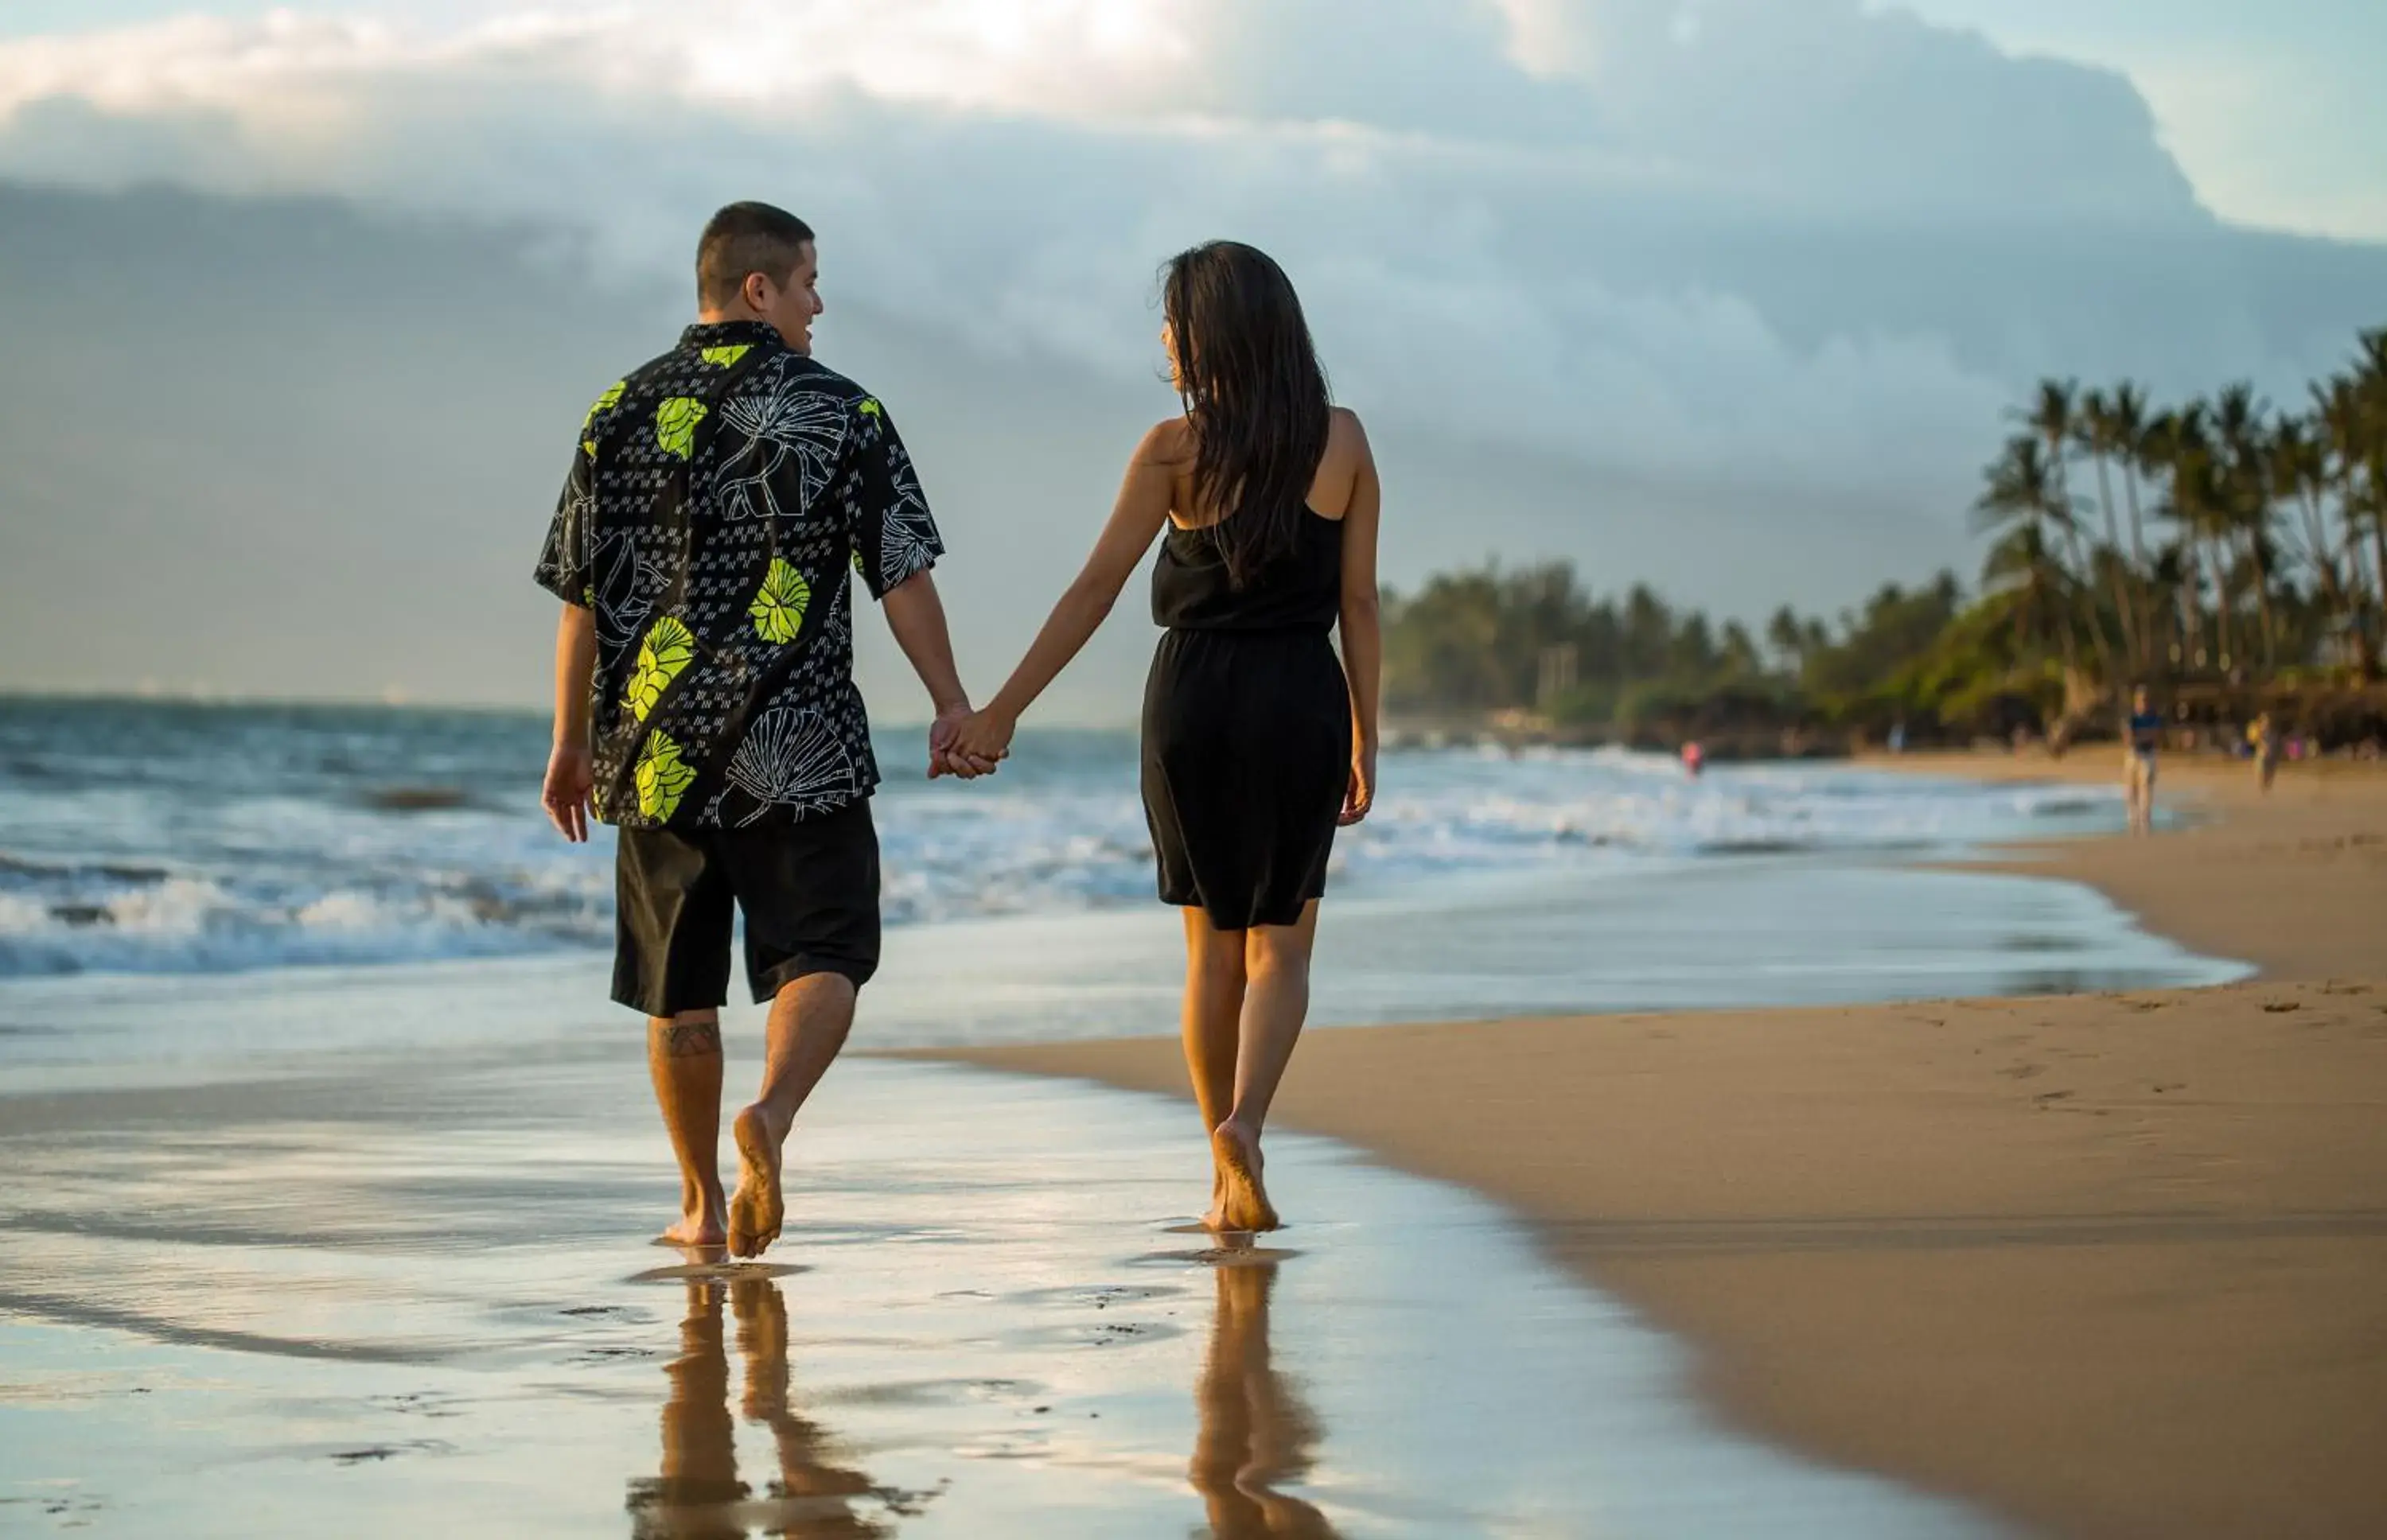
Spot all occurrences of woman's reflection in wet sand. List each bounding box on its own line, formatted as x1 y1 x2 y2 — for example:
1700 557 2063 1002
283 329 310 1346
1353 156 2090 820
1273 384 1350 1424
627 1276 891 1539
1190 1255 1338 1538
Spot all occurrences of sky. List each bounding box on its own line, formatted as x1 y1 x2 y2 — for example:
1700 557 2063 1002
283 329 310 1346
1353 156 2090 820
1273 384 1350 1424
7 0 2380 240
1891 0 2387 241
0 1 2381 714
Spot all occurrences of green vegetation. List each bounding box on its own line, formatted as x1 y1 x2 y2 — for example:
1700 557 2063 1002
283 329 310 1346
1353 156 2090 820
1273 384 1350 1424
1384 327 2387 749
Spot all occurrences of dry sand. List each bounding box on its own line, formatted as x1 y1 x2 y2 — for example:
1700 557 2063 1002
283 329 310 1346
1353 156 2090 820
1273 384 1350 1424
924 753 2387 1539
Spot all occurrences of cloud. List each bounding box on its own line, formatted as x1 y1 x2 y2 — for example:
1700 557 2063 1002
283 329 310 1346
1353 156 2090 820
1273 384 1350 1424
2 177 2001 713
0 1 2377 586
0 2 2210 223
1487 0 2202 222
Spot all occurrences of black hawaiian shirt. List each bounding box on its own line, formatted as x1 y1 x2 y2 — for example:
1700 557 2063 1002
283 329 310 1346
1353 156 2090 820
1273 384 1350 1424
534 321 943 830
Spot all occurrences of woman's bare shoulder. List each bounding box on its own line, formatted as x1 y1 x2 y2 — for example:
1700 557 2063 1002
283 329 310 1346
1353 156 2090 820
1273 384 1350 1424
1134 415 1196 466
1326 406 1373 469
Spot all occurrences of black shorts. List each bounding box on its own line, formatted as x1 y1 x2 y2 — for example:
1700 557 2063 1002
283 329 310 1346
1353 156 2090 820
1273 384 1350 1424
612 799 882 1017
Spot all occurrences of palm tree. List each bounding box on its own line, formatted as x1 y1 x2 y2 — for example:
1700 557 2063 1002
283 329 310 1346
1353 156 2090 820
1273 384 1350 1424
2110 384 2154 563
2017 379 2114 679
2128 394 2188 673
2272 414 2371 674
2353 330 2387 659
2150 403 2225 675
1980 523 2069 668
2148 541 2190 672
1974 434 2078 673
2211 382 2280 671
2110 383 2159 672
1766 606 1808 675
2075 386 2143 675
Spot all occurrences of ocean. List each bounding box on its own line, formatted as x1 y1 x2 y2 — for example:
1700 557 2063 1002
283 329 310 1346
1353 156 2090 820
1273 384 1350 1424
0 698 2211 992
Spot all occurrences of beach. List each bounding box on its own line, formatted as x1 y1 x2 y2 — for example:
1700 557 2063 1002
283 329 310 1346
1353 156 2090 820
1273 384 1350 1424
6 6 2382 1532
931 753 2387 1538
4 703 2380 1535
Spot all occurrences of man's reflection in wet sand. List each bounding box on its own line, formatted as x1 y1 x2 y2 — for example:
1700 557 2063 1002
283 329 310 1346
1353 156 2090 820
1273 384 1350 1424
1190 1258 1338 1538
627 1276 890 1539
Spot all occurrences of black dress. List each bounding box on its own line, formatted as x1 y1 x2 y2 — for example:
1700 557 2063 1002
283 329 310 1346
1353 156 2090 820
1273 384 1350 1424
1143 508 1350 928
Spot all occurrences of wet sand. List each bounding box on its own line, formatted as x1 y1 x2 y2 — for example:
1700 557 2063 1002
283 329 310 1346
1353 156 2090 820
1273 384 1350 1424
929 755 2387 1539
1 1028 2016 1535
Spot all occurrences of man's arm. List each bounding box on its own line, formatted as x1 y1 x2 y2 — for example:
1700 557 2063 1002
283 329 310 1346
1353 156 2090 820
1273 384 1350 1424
542 602 598 841
878 571 982 777
840 394 977 776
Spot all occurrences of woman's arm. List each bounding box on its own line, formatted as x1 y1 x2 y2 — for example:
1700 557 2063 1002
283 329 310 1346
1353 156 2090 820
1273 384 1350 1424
945 426 1178 762
1337 415 1383 824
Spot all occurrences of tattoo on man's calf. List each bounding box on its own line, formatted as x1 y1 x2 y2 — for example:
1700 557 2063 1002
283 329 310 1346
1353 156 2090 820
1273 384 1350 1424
662 1020 722 1057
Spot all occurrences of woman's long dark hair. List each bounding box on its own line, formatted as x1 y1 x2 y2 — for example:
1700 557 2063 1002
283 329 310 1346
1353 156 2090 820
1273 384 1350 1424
1162 241 1332 589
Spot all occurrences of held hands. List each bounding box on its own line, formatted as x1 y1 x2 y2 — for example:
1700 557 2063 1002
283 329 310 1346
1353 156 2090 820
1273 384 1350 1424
542 741 595 842
929 702 1007 780
937 706 1018 780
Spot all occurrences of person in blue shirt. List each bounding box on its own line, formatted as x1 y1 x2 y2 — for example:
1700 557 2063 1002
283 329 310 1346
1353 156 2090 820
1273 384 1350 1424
2124 686 2163 836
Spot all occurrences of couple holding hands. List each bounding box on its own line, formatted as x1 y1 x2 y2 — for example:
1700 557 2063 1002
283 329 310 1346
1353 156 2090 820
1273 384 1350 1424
537 201 1380 1258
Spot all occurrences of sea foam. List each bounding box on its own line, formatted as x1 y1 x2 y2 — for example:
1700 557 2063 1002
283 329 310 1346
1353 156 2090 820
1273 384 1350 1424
0 702 2122 979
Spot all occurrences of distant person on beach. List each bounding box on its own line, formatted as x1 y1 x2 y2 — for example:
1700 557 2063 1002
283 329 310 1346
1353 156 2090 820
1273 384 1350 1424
943 241 1383 1233
2124 686 2162 836
2249 713 2282 793
534 201 987 1258
1680 741 1705 780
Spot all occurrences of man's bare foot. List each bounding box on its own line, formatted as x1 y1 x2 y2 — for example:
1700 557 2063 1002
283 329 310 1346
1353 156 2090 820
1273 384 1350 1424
658 1174 727 1247
728 1104 789 1258
659 1206 726 1248
1209 1120 1279 1233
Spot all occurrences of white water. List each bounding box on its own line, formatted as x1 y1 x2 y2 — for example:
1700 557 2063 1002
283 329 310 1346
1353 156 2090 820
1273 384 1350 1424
0 702 2133 980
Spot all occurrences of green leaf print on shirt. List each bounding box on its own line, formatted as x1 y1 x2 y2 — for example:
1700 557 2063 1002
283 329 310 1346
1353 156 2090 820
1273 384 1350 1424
583 379 625 430
625 615 696 721
635 730 697 822
700 344 753 368
655 397 708 460
750 558 812 645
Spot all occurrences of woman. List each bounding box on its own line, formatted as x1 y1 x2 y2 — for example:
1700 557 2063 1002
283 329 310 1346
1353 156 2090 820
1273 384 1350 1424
946 241 1381 1233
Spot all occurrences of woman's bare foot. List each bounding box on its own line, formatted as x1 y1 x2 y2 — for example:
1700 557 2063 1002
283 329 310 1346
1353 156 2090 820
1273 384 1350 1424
1209 1120 1279 1233
1202 1161 1230 1231
728 1104 788 1258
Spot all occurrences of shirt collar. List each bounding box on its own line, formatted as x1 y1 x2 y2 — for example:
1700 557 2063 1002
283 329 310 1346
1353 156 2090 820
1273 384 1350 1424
679 320 787 354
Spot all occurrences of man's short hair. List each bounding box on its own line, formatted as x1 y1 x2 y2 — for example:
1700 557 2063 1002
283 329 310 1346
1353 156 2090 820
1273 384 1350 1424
696 202 815 310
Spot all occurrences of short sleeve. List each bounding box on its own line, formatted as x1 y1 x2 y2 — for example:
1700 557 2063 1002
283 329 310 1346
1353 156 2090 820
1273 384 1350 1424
533 442 596 606
846 396 944 601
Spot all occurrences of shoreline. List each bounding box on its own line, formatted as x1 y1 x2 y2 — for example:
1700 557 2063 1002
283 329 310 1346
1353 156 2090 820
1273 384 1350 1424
915 752 2387 1538
1873 749 2386 982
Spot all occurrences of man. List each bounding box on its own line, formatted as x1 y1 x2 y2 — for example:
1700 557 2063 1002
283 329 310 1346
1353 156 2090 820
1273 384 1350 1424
535 201 983 1258
2124 686 2162 836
